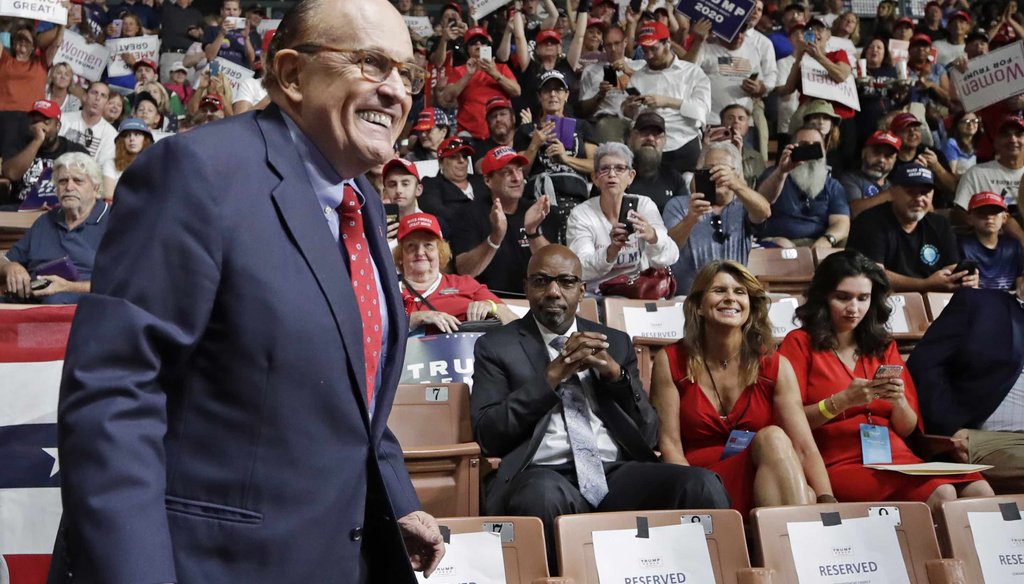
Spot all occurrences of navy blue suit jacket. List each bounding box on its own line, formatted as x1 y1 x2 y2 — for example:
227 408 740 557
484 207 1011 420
52 105 420 583
907 288 1024 436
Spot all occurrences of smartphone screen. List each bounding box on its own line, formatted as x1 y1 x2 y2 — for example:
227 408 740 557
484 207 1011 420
791 143 824 163
625 87 641 96
209 60 221 76
603 65 617 86
804 30 816 44
384 203 400 227
693 169 718 206
873 365 904 379
953 260 978 275
479 45 492 61
617 195 639 234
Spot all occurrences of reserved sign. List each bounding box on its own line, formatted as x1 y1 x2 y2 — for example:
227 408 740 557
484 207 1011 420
593 523 715 584
968 511 1024 582
787 516 910 584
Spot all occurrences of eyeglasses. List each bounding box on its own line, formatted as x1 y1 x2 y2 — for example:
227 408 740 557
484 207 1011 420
596 164 631 177
960 119 980 126
290 45 428 95
711 214 730 244
527 274 583 290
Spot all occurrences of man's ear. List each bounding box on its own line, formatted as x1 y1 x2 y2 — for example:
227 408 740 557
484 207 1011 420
273 49 304 104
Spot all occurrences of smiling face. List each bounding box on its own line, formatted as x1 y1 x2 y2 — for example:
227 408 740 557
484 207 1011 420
401 231 439 279
698 271 750 330
55 165 99 216
484 163 525 200
864 38 885 66
997 125 1024 160
828 275 873 335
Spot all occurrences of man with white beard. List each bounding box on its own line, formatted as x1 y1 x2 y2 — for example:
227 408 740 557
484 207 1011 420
755 126 849 248
847 164 979 292
840 130 901 217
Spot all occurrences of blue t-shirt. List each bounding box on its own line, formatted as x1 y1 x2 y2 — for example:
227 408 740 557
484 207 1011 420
768 30 793 60
959 234 1024 290
662 194 757 295
6 201 110 281
943 138 976 172
203 26 258 67
756 168 849 240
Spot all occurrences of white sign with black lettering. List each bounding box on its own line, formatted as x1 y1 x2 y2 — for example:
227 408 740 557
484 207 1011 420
213 57 256 96
800 55 861 112
951 41 1024 113
105 35 160 78
593 523 715 584
788 516 910 584
404 16 434 39
53 29 111 82
0 0 67 25
467 0 507 20
968 511 1024 583
769 297 800 339
414 531 507 584
620 304 685 340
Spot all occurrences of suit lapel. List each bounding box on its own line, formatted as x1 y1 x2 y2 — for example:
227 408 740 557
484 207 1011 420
257 106 371 422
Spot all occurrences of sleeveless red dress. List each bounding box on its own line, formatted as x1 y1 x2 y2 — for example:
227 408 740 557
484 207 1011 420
778 329 983 502
664 342 781 514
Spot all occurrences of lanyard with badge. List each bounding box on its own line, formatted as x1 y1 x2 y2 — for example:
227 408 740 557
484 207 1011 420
705 364 756 460
832 351 896 465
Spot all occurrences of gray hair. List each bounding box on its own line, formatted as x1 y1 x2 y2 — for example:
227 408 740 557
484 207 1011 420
594 141 634 171
52 152 104 196
702 140 744 181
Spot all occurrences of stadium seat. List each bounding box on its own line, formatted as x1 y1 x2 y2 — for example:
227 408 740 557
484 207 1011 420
924 292 954 322
555 509 770 583
502 297 600 323
811 246 843 266
0 210 44 254
937 495 1024 583
437 516 567 583
389 382 481 518
887 293 930 353
747 247 815 294
767 294 803 345
603 298 686 393
751 502 966 584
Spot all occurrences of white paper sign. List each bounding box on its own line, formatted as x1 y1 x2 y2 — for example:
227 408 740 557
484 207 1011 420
951 41 1024 113
415 531 507 584
769 297 800 339
885 297 910 335
0 0 67 25
888 39 909 72
968 511 1024 583
801 55 861 112
404 16 434 39
467 0 508 20
257 18 280 36
105 35 160 78
413 159 440 178
620 304 685 340
593 523 716 584
213 57 255 95
787 516 911 584
53 29 111 82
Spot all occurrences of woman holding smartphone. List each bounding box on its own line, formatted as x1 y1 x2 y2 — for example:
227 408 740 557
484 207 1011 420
778 250 992 512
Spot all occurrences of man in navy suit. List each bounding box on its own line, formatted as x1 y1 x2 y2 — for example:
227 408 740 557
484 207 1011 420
51 0 444 582
471 245 730 569
908 286 1024 494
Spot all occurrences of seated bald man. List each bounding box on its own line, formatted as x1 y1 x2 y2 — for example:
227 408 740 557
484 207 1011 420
470 244 731 570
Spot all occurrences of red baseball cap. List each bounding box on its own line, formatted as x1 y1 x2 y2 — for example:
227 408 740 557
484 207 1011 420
968 191 1007 212
909 33 933 46
788 22 807 34
485 96 513 116
949 10 970 23
638 21 670 47
398 212 443 241
481 145 528 175
30 99 61 120
536 28 562 44
889 112 923 132
412 107 450 132
865 131 902 152
383 158 421 182
437 136 475 159
132 57 158 72
464 26 491 43
586 17 607 31
998 114 1024 133
893 16 915 29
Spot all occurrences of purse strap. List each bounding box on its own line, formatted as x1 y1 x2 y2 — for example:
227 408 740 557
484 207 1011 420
402 277 440 312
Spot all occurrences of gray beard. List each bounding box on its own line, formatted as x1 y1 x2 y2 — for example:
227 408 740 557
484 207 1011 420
862 166 887 180
634 147 662 177
790 159 828 198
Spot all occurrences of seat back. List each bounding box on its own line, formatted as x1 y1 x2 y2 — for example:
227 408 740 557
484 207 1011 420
0 210 44 254
438 516 550 583
887 293 930 352
751 502 940 584
391 382 472 446
747 247 815 294
937 495 1024 583
812 246 843 266
603 298 686 341
502 297 600 323
555 509 750 583
925 292 954 322
767 294 803 345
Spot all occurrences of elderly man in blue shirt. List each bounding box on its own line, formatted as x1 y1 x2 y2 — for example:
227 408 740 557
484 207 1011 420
0 152 110 304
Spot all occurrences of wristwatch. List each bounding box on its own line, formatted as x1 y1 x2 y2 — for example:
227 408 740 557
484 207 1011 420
526 227 543 239
824 233 838 247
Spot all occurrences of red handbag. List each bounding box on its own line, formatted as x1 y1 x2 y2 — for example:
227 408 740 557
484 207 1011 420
598 267 677 300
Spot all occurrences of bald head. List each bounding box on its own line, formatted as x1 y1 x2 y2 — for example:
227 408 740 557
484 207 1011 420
527 244 582 277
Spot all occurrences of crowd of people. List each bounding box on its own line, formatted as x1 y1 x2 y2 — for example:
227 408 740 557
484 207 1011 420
3 0 1024 576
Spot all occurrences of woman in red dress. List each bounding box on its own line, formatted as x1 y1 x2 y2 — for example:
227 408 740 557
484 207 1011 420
651 261 835 514
778 250 993 513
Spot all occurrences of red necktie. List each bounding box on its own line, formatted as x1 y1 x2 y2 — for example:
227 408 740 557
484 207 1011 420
339 184 383 404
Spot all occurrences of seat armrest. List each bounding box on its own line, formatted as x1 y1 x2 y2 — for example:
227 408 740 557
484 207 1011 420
402 442 481 459
925 558 967 584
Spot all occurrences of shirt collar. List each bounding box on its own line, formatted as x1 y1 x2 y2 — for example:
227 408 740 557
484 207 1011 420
57 199 109 229
282 111 360 211
534 316 579 350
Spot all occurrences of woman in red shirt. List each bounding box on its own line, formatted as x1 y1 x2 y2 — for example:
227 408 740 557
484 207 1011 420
0 23 57 112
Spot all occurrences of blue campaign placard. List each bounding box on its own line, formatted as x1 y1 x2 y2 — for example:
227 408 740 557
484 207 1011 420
676 0 757 43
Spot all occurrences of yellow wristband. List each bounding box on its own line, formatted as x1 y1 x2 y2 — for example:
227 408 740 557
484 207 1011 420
487 299 498 317
818 399 837 420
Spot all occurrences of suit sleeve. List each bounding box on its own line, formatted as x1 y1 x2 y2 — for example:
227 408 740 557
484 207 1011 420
906 290 971 435
57 137 223 583
597 329 658 448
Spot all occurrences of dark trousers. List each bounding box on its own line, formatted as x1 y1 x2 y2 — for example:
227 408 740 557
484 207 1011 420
486 460 730 572
660 137 703 174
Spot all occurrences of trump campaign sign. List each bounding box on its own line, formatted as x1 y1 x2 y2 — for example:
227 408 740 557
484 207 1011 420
951 41 1024 113
53 29 111 82
676 0 755 43
0 0 66 26
0 306 76 584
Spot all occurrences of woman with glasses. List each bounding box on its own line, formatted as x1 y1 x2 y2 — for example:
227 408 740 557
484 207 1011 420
566 142 677 294
650 260 835 514
778 250 993 512
663 139 770 295
944 111 980 175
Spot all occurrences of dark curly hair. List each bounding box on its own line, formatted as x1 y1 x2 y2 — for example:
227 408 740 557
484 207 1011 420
795 249 893 358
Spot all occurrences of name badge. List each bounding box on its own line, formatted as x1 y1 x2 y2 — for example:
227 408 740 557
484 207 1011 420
720 429 755 460
860 423 892 465
438 287 459 296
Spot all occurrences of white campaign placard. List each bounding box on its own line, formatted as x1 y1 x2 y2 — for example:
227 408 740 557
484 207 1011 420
53 29 111 82
801 55 861 112
769 297 800 339
468 0 508 20
885 296 910 335
951 41 1024 113
0 0 67 25
968 511 1024 583
213 57 256 96
787 516 911 584
105 35 160 78
257 18 280 36
593 523 716 584
620 304 685 340
404 16 434 39
414 531 507 584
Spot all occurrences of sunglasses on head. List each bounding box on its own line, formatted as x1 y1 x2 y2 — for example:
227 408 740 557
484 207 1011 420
711 214 729 244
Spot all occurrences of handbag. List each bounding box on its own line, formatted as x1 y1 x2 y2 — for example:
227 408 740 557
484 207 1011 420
402 277 502 332
598 267 677 300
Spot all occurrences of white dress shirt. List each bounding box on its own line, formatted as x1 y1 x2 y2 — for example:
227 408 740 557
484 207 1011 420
579 58 647 118
627 56 711 152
